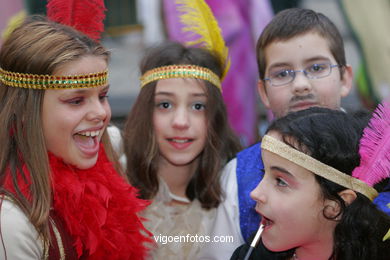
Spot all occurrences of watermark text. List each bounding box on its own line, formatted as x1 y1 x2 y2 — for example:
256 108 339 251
154 234 234 245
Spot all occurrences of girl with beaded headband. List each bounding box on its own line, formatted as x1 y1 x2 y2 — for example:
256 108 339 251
231 106 390 260
0 15 150 259
120 0 240 258
122 41 241 258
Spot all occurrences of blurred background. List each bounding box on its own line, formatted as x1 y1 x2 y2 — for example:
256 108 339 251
1 0 389 147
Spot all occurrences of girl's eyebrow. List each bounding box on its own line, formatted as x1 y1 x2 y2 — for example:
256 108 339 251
101 85 110 92
270 166 294 178
65 84 110 95
192 93 206 97
155 91 173 97
155 92 206 97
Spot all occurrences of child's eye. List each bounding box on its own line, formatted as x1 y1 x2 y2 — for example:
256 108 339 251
157 102 172 109
307 63 326 73
276 177 288 187
67 98 83 105
99 95 108 101
99 92 109 101
192 102 205 110
272 70 291 79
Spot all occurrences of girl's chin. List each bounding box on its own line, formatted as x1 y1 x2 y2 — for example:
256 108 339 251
64 155 98 169
76 158 98 169
262 240 293 254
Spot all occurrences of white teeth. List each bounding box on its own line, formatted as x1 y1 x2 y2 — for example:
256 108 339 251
172 139 188 143
78 130 100 137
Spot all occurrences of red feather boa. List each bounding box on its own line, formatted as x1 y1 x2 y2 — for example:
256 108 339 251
4 146 151 259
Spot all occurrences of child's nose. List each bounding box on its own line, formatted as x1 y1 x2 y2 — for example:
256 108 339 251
87 99 108 122
290 70 313 95
250 182 267 204
172 107 190 129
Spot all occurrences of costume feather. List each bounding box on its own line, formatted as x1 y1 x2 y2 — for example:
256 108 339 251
176 0 230 79
384 228 390 241
1 11 26 40
352 101 390 186
46 0 106 41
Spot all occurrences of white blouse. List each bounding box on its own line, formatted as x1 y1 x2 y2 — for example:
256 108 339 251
0 199 43 259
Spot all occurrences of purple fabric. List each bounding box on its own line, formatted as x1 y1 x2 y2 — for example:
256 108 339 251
163 0 273 146
0 0 23 46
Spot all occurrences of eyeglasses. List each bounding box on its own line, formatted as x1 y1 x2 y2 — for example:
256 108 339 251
264 63 341 87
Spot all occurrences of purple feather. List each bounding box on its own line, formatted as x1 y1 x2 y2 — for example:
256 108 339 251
352 101 390 186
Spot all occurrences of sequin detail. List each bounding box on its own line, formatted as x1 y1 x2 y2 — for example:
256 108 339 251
0 68 108 89
140 65 221 90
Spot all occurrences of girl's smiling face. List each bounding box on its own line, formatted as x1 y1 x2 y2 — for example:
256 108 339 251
42 55 111 169
153 77 208 168
250 131 337 254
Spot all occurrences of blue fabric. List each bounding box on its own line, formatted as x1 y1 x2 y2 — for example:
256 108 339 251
236 142 264 242
374 181 390 215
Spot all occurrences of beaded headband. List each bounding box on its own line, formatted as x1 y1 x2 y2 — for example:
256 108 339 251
140 65 221 91
261 135 378 201
0 67 108 89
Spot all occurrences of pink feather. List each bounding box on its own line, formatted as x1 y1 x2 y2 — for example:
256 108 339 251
352 101 390 186
46 0 106 41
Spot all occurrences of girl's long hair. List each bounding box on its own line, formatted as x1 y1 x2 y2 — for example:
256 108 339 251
0 15 114 243
264 107 390 260
123 42 241 209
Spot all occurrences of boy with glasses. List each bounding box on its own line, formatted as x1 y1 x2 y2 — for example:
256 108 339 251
199 8 389 260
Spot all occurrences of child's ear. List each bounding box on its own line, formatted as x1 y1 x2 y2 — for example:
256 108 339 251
324 199 341 218
338 189 357 205
257 79 271 109
340 65 353 97
324 190 357 219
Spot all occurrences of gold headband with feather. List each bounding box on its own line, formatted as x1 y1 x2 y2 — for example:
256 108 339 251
140 0 230 91
176 0 230 79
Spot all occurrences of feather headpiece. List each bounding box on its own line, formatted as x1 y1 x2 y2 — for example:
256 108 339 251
384 227 390 241
352 101 390 186
1 11 26 41
175 0 230 79
46 0 106 41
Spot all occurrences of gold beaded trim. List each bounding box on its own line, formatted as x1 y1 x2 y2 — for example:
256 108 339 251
261 135 378 201
0 67 108 89
140 65 221 91
49 218 66 260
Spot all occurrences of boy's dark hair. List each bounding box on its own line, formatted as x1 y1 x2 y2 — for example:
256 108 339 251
123 42 241 209
256 8 346 80
263 107 390 260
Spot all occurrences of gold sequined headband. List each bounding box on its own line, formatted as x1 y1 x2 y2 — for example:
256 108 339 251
0 67 108 89
140 65 221 91
261 135 378 201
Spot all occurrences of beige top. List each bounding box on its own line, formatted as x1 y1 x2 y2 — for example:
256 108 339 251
142 179 216 260
0 199 44 259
